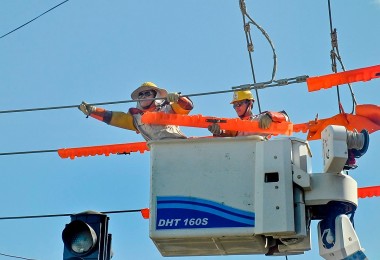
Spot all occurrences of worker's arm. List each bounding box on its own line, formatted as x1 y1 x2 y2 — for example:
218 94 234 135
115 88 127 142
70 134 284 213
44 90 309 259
78 101 137 131
167 93 194 115
259 110 289 129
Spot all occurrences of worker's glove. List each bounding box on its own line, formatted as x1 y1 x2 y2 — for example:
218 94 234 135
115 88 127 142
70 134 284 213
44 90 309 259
166 92 180 103
259 113 273 129
78 101 95 116
208 123 221 135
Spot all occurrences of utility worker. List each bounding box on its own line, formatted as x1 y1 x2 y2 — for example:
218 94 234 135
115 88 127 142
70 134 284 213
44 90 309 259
79 82 194 141
208 90 288 138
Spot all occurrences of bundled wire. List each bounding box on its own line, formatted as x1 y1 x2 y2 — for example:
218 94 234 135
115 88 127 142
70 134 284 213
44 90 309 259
327 0 357 113
239 0 278 113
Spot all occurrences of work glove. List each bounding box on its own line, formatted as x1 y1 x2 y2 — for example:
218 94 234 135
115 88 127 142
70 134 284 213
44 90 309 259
78 101 95 116
208 123 221 135
166 92 180 103
259 113 273 129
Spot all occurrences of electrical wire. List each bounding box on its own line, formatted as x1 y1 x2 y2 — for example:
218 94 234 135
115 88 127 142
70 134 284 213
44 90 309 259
327 0 357 114
0 208 143 260
0 252 38 260
239 0 278 114
0 209 144 221
0 149 57 156
0 0 70 40
0 77 307 115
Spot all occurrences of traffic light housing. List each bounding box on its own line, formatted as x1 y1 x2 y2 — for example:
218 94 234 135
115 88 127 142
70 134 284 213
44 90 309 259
62 210 112 260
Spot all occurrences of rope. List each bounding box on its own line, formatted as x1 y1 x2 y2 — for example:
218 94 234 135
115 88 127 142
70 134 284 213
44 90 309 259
327 0 357 114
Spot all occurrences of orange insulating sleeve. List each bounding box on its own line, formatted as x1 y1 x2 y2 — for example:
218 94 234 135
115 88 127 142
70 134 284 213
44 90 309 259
356 104 380 125
57 142 149 160
358 186 380 199
306 64 380 92
141 112 293 136
141 208 150 219
293 108 380 140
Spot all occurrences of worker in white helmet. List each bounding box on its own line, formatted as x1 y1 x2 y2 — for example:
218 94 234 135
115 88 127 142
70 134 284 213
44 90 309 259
79 82 193 141
208 90 288 137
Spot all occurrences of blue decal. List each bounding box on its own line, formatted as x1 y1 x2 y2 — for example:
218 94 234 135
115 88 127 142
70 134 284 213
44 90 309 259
156 196 255 230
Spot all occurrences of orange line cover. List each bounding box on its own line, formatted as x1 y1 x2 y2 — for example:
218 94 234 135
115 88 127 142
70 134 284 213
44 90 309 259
306 64 380 92
142 112 293 136
358 186 380 199
58 142 149 160
293 104 380 140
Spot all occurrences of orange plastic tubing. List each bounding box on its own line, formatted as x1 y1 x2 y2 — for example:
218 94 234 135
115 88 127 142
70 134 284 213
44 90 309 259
58 142 149 160
356 104 380 125
141 112 293 136
306 64 380 92
293 104 380 140
358 186 380 199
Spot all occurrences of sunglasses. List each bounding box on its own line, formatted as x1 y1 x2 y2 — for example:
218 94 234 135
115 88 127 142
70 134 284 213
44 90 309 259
138 90 156 99
233 100 249 108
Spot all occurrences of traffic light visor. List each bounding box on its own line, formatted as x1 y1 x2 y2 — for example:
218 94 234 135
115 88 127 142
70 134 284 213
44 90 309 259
62 220 98 255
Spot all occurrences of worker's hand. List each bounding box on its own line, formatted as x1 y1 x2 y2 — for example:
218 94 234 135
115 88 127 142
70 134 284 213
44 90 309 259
259 113 272 129
208 123 221 135
78 101 95 116
166 92 180 103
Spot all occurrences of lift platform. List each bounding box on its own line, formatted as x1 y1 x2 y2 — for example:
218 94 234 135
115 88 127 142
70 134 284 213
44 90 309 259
148 127 365 259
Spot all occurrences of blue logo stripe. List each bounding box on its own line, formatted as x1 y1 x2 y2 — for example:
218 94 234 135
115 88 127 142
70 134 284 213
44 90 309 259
157 196 254 218
158 200 253 220
158 203 254 225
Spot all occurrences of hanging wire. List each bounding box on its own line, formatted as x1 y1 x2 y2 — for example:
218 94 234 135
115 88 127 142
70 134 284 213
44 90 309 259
0 77 307 115
0 209 144 220
327 0 357 114
0 252 38 260
239 0 278 113
0 0 70 39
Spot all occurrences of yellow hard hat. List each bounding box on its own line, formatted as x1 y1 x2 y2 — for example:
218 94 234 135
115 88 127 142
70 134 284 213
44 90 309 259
230 90 254 104
131 82 168 100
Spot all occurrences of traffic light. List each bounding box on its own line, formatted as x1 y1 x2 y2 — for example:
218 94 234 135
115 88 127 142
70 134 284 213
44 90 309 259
62 210 112 260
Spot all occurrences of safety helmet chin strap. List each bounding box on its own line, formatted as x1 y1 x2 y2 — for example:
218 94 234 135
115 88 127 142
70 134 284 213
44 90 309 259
238 100 254 119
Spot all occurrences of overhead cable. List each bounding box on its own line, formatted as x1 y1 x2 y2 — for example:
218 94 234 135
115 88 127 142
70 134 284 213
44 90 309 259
0 209 144 221
239 0 278 114
0 0 70 39
0 252 38 260
327 0 357 114
0 76 307 115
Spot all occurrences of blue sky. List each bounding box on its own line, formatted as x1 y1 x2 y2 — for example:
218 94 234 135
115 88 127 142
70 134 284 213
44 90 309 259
0 1 379 259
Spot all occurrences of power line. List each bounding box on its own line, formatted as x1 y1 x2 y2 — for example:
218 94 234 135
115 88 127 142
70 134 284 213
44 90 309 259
0 77 308 115
0 252 38 260
0 149 57 156
0 209 144 221
0 0 70 39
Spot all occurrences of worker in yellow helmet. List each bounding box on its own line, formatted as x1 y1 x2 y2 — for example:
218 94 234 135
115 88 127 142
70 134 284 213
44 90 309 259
208 90 288 138
78 82 194 141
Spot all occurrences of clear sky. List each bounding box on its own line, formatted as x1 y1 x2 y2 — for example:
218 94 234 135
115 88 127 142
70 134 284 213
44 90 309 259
0 1 379 259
